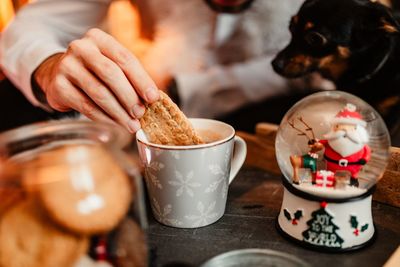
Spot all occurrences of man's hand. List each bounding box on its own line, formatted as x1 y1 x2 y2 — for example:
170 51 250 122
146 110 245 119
34 28 160 133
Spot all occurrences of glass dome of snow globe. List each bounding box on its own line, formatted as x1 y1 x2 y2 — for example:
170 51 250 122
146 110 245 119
276 90 390 198
275 91 391 252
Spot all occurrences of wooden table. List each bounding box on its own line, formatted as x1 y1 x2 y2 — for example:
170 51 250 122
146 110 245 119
147 167 400 267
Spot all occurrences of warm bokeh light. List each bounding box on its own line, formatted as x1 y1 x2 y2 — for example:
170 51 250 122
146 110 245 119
107 0 153 63
107 0 175 89
0 1 32 31
0 0 15 31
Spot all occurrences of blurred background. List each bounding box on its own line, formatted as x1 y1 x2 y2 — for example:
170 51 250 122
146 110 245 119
0 0 141 76
1 0 399 145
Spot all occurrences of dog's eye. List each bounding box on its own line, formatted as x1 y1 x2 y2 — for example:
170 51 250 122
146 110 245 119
305 32 327 47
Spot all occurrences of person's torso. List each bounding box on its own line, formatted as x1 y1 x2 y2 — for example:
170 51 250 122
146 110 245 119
131 0 303 72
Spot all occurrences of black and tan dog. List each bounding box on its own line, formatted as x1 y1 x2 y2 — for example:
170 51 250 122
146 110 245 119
272 0 400 128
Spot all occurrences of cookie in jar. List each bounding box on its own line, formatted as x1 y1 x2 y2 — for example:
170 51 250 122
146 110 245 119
0 120 148 267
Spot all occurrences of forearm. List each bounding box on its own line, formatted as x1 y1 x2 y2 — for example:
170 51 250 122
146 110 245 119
0 0 111 107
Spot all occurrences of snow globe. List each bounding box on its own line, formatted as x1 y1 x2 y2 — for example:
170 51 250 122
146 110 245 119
275 91 390 252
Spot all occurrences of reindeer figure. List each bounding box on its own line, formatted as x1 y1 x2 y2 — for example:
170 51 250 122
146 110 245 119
289 117 324 184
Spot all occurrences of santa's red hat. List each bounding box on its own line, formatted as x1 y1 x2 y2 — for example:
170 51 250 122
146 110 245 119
332 103 366 127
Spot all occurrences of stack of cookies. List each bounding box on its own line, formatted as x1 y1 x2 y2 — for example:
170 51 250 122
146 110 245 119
0 144 147 267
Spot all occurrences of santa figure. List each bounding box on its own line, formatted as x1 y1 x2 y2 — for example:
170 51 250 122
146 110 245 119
316 103 371 187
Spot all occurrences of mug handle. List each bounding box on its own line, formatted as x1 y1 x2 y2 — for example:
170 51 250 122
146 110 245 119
229 136 247 184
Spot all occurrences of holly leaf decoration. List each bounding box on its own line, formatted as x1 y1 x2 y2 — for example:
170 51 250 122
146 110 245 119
350 215 358 229
361 224 369 232
284 209 291 221
294 210 303 220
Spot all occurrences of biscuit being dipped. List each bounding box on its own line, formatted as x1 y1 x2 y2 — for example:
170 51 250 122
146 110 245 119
139 91 204 146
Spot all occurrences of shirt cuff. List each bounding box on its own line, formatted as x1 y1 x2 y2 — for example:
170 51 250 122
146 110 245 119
24 44 66 109
4 41 66 109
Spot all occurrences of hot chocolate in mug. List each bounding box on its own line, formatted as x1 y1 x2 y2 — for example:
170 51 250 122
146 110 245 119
136 118 247 228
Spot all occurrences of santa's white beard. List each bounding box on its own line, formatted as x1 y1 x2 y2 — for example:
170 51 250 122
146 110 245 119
324 127 369 157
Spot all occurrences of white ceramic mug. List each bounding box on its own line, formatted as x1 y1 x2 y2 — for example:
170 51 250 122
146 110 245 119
136 119 247 228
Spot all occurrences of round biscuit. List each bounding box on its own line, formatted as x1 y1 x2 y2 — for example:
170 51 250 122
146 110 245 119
0 199 88 267
27 144 133 235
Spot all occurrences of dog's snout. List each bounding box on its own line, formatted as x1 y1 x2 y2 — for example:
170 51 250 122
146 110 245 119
271 56 286 74
272 49 316 78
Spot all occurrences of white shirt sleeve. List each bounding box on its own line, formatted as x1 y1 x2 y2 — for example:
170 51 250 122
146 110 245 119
0 0 112 107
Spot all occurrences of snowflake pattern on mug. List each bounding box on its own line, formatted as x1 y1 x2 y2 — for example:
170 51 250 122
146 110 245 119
185 201 219 227
145 161 164 189
168 170 201 197
151 198 182 227
169 151 180 159
205 148 230 198
154 148 164 156
205 164 227 194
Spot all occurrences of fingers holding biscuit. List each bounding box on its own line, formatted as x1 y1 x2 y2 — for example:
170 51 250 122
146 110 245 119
69 39 147 119
35 29 158 133
69 72 141 133
85 29 160 104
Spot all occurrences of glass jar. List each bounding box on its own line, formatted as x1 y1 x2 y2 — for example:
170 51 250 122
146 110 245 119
0 120 147 267
275 91 390 197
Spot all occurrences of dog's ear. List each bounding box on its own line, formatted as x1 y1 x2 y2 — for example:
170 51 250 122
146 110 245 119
375 3 400 33
342 2 397 84
365 2 399 34
352 2 399 48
